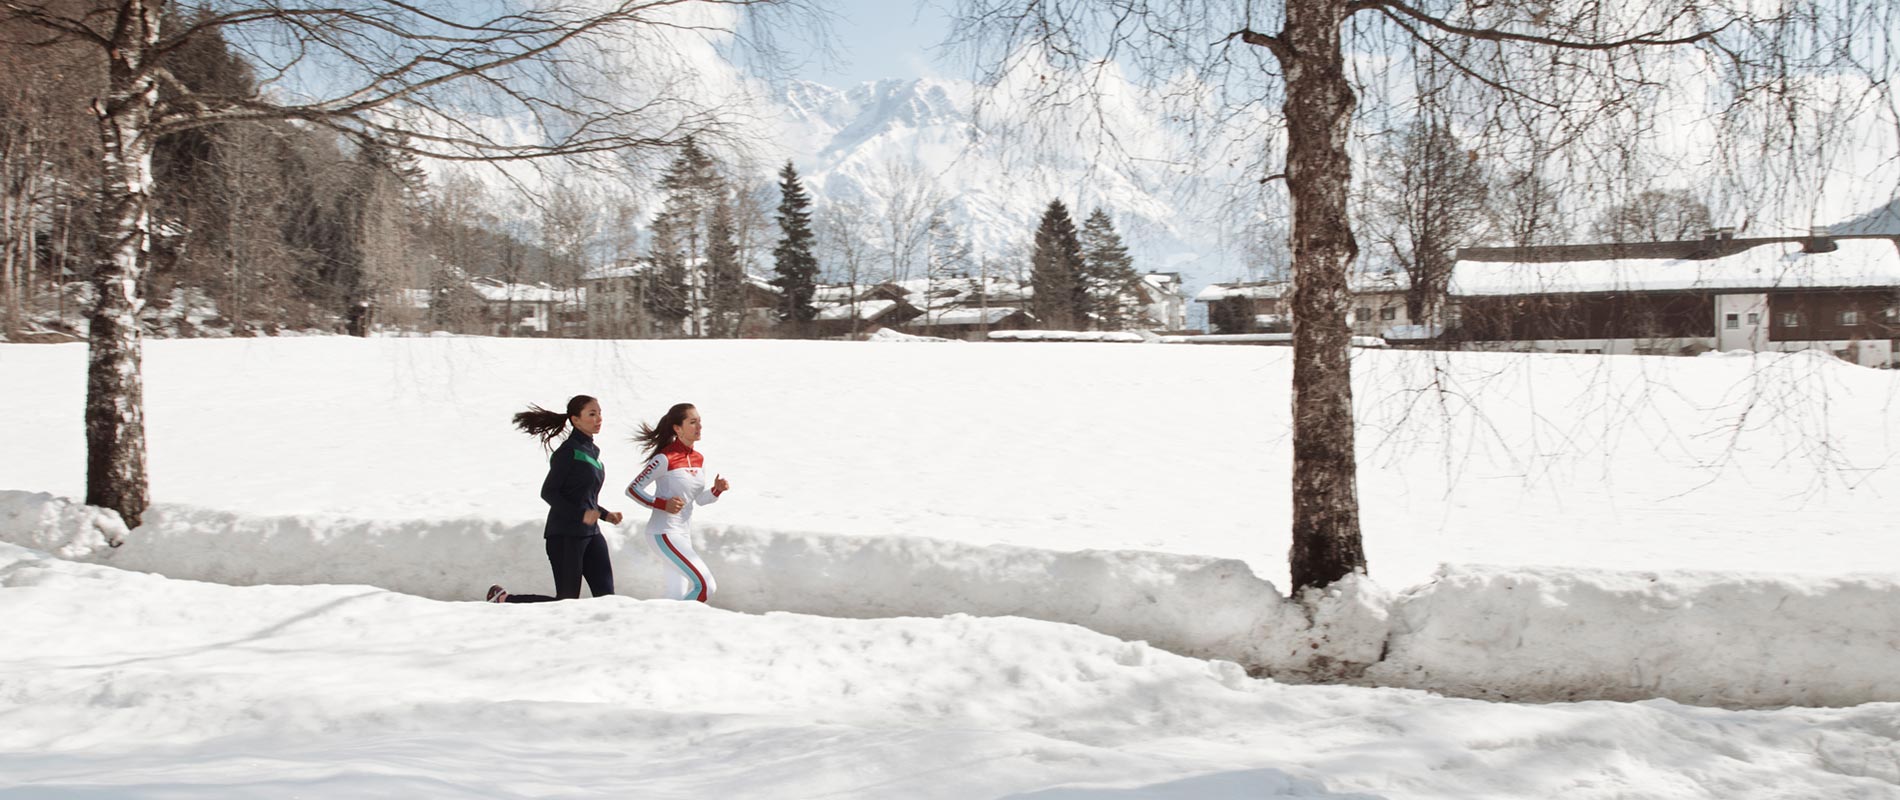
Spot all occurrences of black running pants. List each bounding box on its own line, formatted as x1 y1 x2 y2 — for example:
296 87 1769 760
506 533 614 602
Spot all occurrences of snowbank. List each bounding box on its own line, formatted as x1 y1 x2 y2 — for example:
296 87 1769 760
1370 565 1900 708
0 490 1296 668
866 327 954 342
987 330 1147 343
9 490 1900 708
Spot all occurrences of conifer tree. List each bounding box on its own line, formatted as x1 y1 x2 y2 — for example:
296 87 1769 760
1079 208 1142 330
649 138 723 336
704 196 746 338
1030 199 1085 330
769 161 819 334
645 214 691 336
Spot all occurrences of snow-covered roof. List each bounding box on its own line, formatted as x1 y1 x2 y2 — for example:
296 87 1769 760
1451 238 1900 296
1351 272 1408 293
1195 281 1288 302
469 279 579 305
583 262 646 281
815 299 898 321
911 307 1023 327
1141 272 1187 297
814 285 856 303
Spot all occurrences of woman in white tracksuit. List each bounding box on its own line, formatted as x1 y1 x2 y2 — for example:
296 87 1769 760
626 402 730 602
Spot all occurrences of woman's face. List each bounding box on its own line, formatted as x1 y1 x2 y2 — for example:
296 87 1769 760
572 401 603 436
673 407 703 446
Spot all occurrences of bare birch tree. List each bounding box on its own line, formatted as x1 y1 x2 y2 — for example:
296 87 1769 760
1 0 814 526
952 0 1898 592
865 157 947 286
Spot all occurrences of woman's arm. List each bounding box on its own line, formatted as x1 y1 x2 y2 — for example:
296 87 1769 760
626 453 671 511
695 472 729 505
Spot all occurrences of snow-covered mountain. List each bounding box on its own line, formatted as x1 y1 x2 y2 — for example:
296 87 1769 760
758 76 1249 290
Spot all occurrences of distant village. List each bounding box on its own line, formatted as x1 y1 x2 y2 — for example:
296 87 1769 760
380 227 1900 368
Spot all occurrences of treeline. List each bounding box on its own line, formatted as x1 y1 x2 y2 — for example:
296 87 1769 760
0 6 585 339
1 5 1171 342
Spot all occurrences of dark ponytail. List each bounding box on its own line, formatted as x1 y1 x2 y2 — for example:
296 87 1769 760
513 395 597 449
634 402 695 457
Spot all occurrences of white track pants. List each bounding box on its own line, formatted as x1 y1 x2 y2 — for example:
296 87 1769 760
648 532 716 602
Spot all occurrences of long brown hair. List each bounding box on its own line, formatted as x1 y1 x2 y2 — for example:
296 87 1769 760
634 402 695 457
513 395 597 449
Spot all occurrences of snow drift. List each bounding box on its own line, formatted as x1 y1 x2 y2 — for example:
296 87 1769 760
7 489 1897 709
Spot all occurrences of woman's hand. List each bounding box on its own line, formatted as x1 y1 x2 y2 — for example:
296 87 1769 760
602 511 623 525
712 475 731 494
664 496 686 514
583 509 601 525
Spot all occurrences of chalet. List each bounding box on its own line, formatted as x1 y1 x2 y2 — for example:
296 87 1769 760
1196 272 1436 339
812 297 923 338
904 306 1036 340
1447 231 1900 366
583 261 645 338
1140 271 1192 332
469 277 583 336
1195 280 1291 333
583 260 781 338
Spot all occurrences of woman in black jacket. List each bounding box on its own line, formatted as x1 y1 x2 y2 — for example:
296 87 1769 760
486 395 622 603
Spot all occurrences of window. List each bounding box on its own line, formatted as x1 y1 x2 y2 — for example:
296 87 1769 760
1356 306 1371 322
1584 348 1603 354
1839 310 1861 326
1380 307 1397 321
1780 311 1803 328
1746 312 1760 325
1724 313 1739 330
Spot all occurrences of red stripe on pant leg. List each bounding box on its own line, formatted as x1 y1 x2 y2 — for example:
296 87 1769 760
661 535 709 603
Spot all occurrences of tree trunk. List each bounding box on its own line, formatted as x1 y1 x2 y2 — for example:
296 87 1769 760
1 134 27 338
1280 0 1367 592
86 4 161 528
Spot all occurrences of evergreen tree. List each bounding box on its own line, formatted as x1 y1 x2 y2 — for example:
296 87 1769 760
644 214 691 336
650 137 723 336
1030 199 1085 330
769 161 820 334
704 196 746 338
1078 208 1142 330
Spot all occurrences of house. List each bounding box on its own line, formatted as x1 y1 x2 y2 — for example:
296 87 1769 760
583 261 647 338
469 277 583 336
1195 272 1435 338
903 306 1036 340
1446 231 1900 365
1345 272 1416 340
1139 271 1191 331
1194 280 1292 333
812 297 923 338
584 260 782 338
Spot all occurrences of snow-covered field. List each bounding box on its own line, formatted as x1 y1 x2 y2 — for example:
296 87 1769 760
5 337 1900 797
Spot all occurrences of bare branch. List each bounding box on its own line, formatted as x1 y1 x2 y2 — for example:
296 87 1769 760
0 1 110 48
1223 26 1288 62
1360 0 1736 51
